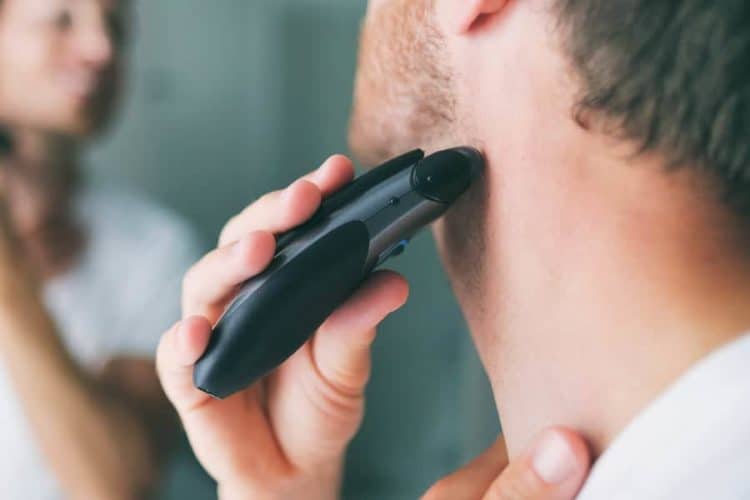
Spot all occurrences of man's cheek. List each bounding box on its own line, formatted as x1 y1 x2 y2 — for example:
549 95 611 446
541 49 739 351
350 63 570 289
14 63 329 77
367 0 389 14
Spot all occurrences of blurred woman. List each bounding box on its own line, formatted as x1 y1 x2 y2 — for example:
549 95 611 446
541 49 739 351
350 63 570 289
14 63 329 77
0 1 200 498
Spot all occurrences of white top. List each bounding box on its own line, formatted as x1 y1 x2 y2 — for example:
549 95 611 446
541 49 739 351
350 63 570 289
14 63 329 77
578 333 750 500
0 183 202 499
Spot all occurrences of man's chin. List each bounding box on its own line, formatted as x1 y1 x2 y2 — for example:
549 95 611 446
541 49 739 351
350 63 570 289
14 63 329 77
348 107 444 168
347 86 412 168
347 122 395 168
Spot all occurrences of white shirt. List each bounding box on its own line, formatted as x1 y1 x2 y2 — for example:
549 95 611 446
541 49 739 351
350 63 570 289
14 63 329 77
578 333 750 500
0 183 202 499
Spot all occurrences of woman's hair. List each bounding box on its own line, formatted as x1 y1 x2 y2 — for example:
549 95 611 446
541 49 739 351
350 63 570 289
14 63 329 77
0 130 12 157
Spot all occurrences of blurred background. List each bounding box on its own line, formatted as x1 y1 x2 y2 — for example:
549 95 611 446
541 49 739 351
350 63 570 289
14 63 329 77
84 0 499 498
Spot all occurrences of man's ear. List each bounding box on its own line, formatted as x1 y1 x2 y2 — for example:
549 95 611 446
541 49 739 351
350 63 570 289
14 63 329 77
445 0 509 34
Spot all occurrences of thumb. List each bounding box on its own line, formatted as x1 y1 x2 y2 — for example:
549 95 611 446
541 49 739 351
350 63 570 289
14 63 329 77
267 270 409 467
483 428 590 500
312 270 409 395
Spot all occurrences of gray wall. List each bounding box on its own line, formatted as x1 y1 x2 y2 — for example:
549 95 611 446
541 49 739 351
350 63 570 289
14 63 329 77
87 2 498 498
88 0 366 243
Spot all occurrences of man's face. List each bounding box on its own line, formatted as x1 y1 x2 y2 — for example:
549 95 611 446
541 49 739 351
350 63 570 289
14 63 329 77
0 0 129 137
350 0 492 340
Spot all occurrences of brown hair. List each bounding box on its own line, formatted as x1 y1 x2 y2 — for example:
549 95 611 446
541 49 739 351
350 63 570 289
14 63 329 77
556 0 750 214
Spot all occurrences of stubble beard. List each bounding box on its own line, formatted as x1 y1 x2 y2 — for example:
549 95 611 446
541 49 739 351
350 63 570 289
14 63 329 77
350 0 491 346
349 0 456 166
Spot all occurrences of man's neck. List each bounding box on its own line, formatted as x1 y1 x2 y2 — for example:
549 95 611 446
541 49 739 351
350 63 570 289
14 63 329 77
485 150 750 459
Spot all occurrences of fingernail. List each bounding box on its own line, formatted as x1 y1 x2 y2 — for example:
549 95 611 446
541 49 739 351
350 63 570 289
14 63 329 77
531 431 578 485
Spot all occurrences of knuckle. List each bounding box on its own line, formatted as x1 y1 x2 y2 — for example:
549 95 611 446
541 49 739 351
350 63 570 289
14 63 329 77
322 356 371 397
180 271 192 299
218 190 281 246
252 191 277 215
181 264 198 296
155 324 177 376
301 360 363 423
218 217 237 246
485 466 543 500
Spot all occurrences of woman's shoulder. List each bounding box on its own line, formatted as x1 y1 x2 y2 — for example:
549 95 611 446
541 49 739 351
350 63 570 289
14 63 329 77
49 180 206 358
74 180 205 275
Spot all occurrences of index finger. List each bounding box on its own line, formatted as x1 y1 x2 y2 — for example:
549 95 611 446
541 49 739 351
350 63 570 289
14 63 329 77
218 155 355 247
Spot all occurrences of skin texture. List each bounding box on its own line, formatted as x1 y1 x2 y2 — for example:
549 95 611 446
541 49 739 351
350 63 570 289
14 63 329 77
349 0 457 166
161 157 410 500
0 1 172 498
160 0 750 497
158 155 591 500
352 0 750 459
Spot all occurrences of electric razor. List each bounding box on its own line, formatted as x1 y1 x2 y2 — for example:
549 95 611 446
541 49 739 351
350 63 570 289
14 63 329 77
194 147 485 398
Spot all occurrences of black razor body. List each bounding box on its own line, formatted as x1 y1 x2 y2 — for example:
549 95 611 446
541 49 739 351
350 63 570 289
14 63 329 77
194 147 484 398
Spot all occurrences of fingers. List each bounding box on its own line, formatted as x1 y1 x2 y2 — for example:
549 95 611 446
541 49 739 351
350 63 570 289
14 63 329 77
422 437 509 500
312 270 410 396
424 429 589 500
218 179 320 248
182 230 276 320
218 155 354 247
267 271 409 467
482 428 590 500
300 154 356 197
156 316 214 413
185 155 355 331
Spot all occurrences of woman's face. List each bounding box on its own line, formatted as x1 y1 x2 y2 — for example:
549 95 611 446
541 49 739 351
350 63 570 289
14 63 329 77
0 0 128 137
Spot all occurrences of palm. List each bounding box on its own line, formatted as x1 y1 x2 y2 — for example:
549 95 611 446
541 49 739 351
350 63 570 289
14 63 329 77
159 155 407 496
181 389 287 488
180 335 365 488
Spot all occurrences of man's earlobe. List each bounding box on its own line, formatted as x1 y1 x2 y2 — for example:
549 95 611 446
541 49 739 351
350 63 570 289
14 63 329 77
450 0 509 34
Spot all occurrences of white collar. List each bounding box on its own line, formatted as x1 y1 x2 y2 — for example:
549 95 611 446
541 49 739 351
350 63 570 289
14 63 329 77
577 333 750 500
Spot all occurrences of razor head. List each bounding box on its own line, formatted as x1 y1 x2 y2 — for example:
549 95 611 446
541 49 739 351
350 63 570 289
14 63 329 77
411 147 484 203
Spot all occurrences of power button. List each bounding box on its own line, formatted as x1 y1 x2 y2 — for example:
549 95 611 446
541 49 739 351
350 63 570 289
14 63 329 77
377 239 410 266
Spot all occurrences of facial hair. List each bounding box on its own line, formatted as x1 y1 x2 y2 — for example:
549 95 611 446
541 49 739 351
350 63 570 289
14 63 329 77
349 0 456 167
350 0 492 343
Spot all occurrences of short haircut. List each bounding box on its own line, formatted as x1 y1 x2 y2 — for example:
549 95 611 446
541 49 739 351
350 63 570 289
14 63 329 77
555 1 750 214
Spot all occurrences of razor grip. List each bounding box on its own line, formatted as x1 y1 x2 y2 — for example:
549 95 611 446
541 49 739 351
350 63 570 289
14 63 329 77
194 221 372 399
